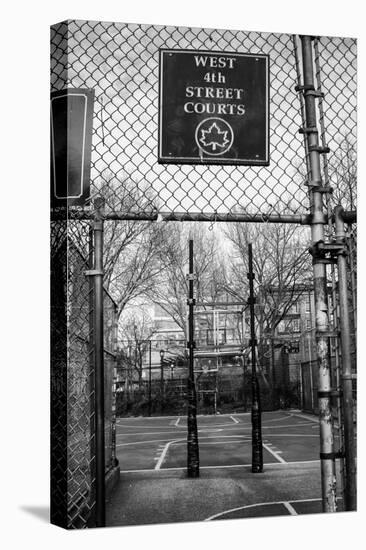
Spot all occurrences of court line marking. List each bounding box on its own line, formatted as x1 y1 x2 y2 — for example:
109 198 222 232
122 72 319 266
115 423 242 431
175 417 180 427
119 459 320 474
115 421 315 437
288 412 319 424
262 442 286 463
117 435 251 448
260 433 318 438
283 502 298 515
155 438 184 470
116 434 252 447
204 498 321 521
230 416 239 424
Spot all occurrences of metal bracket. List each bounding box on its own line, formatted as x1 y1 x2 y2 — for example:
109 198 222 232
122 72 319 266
85 269 104 276
309 240 347 261
247 272 255 280
305 89 325 99
342 374 357 381
305 180 333 194
247 297 256 305
299 126 318 134
186 273 196 281
294 84 324 98
294 84 314 93
187 298 196 306
187 341 196 349
318 389 341 398
320 451 345 460
308 145 330 154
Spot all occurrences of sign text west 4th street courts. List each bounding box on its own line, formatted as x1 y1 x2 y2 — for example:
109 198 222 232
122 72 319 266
159 49 269 165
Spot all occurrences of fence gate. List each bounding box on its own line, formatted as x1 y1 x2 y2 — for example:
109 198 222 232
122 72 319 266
51 21 357 526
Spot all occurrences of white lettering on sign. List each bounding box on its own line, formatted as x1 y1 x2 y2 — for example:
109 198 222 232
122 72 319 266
183 102 245 116
194 55 236 69
185 86 244 100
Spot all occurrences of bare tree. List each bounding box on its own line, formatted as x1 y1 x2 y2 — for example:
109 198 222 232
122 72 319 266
152 223 228 337
328 134 356 211
224 219 311 390
118 309 157 389
93 173 165 319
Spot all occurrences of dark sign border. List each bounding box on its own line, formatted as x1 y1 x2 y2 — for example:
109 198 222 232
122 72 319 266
50 88 94 206
158 49 270 166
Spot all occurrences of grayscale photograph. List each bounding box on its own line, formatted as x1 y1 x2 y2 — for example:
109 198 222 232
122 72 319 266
50 19 357 529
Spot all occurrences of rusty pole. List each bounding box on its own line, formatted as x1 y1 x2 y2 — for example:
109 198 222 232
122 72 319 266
334 205 357 510
187 239 199 477
300 35 337 512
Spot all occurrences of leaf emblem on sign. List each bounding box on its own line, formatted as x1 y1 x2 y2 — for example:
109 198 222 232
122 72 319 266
199 122 230 151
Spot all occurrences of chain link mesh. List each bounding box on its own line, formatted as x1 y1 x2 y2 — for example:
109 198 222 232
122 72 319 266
51 20 320 219
51 220 117 528
50 20 357 526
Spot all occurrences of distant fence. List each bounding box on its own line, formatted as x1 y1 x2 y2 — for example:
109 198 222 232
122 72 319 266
116 363 302 417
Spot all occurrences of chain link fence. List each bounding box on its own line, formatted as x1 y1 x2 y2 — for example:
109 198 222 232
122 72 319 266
51 20 357 525
50 221 118 528
51 21 309 219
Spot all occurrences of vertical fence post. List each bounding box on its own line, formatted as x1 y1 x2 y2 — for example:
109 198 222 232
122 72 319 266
300 35 337 512
187 239 199 477
93 197 106 526
148 340 152 417
160 350 164 414
248 243 263 473
111 302 118 467
87 224 97 527
334 205 357 511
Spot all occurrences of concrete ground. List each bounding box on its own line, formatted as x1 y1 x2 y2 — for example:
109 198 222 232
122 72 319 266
106 410 342 527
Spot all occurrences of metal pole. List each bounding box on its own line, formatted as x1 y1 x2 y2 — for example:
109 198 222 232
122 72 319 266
93 197 106 527
148 340 152 417
248 243 263 473
242 351 247 412
87 224 96 527
187 239 199 477
111 302 118 467
334 205 357 511
300 35 337 512
160 351 164 414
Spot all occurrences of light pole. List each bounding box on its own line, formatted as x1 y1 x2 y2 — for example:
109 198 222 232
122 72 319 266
160 349 165 414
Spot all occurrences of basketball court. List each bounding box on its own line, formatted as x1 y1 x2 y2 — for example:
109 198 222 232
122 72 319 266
106 410 342 526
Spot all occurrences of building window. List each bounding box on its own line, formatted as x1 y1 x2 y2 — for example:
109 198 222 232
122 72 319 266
306 318 312 331
278 320 286 334
305 294 311 312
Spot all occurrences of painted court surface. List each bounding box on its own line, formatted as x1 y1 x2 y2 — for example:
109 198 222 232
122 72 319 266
107 411 338 526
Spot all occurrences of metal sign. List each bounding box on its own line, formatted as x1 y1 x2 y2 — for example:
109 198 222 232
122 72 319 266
159 49 269 165
50 88 94 207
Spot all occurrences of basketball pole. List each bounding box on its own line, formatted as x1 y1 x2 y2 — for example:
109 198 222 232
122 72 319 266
187 239 200 477
248 243 263 473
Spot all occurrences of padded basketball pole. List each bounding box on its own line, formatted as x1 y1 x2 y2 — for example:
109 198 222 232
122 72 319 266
187 239 200 477
248 243 263 473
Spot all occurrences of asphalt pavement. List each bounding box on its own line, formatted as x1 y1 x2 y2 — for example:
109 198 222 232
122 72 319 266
106 410 342 527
